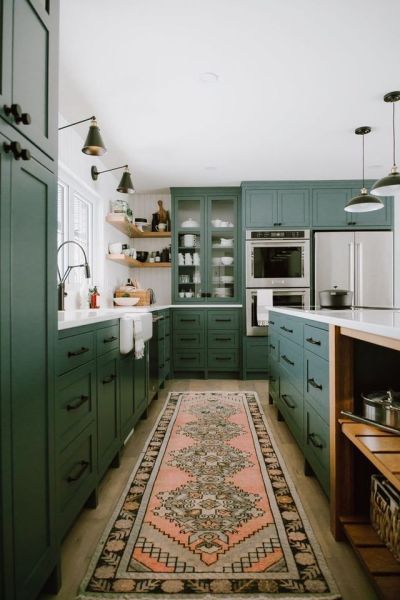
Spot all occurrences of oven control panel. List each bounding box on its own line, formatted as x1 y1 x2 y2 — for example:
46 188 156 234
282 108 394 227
246 230 310 240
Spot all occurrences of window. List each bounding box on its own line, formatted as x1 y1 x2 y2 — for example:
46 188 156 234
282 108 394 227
57 175 94 284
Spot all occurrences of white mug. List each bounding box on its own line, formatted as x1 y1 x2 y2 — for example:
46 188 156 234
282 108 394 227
156 223 167 231
183 234 195 247
109 242 123 254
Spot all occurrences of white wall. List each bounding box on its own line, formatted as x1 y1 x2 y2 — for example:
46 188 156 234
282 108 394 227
58 116 171 308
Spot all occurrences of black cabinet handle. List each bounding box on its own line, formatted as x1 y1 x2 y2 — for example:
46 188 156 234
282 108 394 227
215 337 231 341
66 395 89 411
281 354 294 366
180 319 196 322
281 394 296 409
348 221 357 226
159 336 165 341
3 141 31 161
269 343 276 350
306 337 321 346
273 222 282 226
216 356 231 361
308 432 324 449
269 320 275 326
308 378 323 390
280 325 293 333
68 346 90 357
103 336 117 344
215 318 231 322
102 374 116 384
181 337 197 341
4 103 31 125
66 460 89 483
180 357 196 361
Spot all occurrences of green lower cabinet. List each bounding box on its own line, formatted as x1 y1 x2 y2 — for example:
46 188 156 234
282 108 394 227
304 400 330 496
268 358 280 404
277 377 304 449
244 336 269 378
119 353 135 441
97 350 120 478
133 349 148 425
172 308 241 377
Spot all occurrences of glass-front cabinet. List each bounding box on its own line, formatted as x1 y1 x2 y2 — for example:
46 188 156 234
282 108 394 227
171 188 241 303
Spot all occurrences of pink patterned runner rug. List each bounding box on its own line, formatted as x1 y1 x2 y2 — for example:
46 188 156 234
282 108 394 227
78 392 340 599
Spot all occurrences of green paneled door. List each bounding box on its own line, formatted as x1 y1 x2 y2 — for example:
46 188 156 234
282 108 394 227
244 189 277 228
278 189 310 227
119 353 135 441
312 188 351 227
97 352 120 477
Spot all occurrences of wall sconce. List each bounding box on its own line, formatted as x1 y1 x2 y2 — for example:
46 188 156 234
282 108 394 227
91 164 135 194
59 116 107 156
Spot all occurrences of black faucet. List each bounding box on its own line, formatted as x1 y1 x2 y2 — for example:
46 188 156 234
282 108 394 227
57 241 91 310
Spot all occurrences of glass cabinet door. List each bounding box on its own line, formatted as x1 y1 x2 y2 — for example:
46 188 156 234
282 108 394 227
174 196 205 302
207 195 238 302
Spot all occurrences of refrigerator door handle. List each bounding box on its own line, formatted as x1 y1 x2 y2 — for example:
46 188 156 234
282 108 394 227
356 242 362 306
349 242 355 300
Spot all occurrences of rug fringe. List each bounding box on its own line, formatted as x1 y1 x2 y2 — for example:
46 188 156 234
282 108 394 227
77 593 342 600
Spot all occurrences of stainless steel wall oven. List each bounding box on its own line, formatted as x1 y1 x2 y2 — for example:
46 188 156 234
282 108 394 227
246 288 310 336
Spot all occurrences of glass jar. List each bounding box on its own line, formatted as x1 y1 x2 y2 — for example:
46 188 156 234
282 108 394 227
111 199 128 214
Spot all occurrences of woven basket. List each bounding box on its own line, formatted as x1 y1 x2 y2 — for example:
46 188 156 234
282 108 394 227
114 289 151 306
370 475 400 561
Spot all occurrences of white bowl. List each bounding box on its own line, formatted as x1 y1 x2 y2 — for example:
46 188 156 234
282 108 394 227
113 297 140 306
220 256 234 266
220 275 234 283
220 238 233 247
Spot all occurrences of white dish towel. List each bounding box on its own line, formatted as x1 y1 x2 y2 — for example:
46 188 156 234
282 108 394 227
256 289 273 326
133 318 145 359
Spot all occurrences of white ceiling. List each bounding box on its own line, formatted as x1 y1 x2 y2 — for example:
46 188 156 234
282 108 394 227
59 0 400 193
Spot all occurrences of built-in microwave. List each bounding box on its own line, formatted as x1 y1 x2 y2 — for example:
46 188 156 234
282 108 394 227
246 288 310 336
246 230 310 288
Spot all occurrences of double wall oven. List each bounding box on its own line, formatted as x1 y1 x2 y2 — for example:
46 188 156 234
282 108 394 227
245 230 310 335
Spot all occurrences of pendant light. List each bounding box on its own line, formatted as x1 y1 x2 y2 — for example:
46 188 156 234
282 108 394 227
371 91 400 196
345 126 384 213
59 116 107 156
91 164 135 194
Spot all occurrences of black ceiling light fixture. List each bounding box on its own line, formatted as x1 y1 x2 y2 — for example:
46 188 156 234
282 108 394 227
91 164 135 194
59 116 107 156
371 91 400 196
345 126 384 213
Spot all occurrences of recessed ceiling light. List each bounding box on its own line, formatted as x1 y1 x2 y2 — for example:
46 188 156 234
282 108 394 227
200 72 219 83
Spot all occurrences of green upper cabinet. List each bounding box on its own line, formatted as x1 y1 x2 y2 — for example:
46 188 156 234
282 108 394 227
171 188 241 304
243 184 310 228
312 188 350 227
1 0 58 163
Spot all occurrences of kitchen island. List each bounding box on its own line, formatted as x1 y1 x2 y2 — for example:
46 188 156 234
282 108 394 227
269 307 400 599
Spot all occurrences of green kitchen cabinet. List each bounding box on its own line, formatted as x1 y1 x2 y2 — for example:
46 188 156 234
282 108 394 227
97 350 120 479
1 0 58 164
347 189 393 227
133 349 148 425
119 353 135 441
171 188 242 304
242 183 310 228
243 337 269 379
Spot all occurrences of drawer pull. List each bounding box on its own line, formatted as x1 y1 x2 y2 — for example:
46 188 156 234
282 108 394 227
282 394 296 409
308 432 324 449
215 337 231 341
269 320 275 325
269 343 276 350
280 326 293 333
180 356 196 361
102 374 116 384
215 357 231 361
159 337 165 341
66 395 89 411
306 337 321 346
308 378 323 390
181 337 197 341
215 318 231 322
103 336 117 344
180 318 196 322
68 346 90 357
66 460 89 483
281 354 294 366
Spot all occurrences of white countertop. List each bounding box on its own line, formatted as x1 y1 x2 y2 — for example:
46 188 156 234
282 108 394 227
270 307 400 340
58 304 243 330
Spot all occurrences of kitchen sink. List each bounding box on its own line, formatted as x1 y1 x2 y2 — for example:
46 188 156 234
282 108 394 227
120 312 153 354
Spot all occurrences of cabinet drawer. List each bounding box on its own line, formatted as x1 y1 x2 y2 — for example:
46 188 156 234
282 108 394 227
268 312 281 332
207 310 239 330
208 350 239 370
208 330 239 348
245 337 268 372
57 362 96 448
59 424 96 514
304 350 329 422
268 333 279 362
174 350 204 369
164 312 171 335
278 315 303 345
279 336 303 392
304 324 329 360
57 331 95 375
277 377 303 448
304 401 330 496
173 331 205 348
96 324 119 356
269 361 280 404
172 310 205 330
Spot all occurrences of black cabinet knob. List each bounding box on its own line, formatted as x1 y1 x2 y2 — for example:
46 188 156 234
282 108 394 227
3 142 31 161
4 103 31 125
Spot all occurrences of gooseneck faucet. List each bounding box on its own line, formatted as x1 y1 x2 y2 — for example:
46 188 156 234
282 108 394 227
57 240 91 310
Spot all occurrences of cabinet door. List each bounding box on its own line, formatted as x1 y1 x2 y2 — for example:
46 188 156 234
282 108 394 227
119 353 135 441
0 0 12 107
9 0 58 160
133 353 147 424
347 190 393 227
312 188 351 227
97 353 120 476
244 189 277 227
278 189 310 227
2 136 58 599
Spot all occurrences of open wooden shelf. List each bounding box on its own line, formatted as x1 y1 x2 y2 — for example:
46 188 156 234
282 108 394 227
340 516 400 600
106 254 171 268
106 214 172 238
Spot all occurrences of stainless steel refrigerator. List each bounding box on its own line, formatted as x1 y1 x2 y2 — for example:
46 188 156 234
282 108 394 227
314 231 394 307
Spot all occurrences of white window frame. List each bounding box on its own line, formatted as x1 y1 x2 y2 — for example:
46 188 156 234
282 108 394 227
57 164 100 287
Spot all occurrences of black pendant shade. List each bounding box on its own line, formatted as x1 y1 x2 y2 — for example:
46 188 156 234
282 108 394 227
91 164 135 194
82 119 107 156
371 91 400 196
345 126 384 213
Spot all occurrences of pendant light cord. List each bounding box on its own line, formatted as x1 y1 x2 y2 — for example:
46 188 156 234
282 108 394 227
362 133 365 188
393 102 397 167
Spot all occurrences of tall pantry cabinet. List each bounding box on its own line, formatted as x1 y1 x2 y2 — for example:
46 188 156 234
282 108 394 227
0 2 59 599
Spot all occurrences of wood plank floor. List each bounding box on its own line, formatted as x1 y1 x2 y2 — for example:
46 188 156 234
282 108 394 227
40 379 378 600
